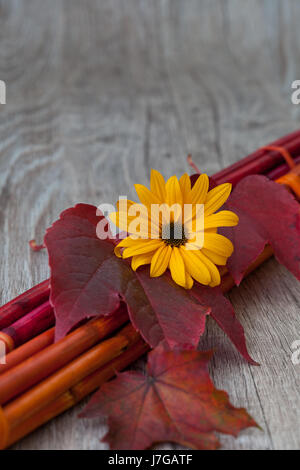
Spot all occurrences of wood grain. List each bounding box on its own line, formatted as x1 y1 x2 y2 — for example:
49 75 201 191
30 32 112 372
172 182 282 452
0 0 299 450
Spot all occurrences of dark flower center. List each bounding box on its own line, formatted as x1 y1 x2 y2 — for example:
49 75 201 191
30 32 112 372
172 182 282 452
162 222 187 247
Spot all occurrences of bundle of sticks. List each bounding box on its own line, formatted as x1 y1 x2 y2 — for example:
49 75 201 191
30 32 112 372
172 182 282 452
0 130 300 449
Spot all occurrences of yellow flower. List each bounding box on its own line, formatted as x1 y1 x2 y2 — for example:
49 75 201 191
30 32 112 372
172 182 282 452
110 170 238 289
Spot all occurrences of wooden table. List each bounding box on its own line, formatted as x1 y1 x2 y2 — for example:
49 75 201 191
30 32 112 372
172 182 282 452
0 0 299 450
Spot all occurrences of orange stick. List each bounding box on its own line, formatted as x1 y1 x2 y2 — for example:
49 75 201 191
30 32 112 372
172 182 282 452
2 338 148 449
2 323 139 432
0 306 128 405
0 328 54 375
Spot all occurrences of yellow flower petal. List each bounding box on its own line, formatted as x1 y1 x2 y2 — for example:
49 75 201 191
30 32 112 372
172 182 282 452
204 183 232 216
114 236 138 257
114 198 160 237
150 169 166 202
169 247 187 288
117 200 152 226
135 184 161 207
150 244 172 277
114 245 123 258
179 173 191 203
201 248 227 266
180 247 211 285
190 174 209 204
185 271 194 289
204 210 239 229
165 175 183 207
122 239 164 258
110 211 150 238
131 253 153 271
203 233 234 257
183 202 204 227
195 251 221 287
185 226 218 247
127 216 151 239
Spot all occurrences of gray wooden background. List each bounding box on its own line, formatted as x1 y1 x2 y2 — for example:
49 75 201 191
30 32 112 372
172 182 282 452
0 0 299 450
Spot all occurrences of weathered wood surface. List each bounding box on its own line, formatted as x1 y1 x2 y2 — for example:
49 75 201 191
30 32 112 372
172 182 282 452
0 0 299 450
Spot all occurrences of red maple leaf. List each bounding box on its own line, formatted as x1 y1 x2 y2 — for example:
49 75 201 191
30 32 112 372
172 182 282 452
44 203 255 362
219 175 300 284
80 346 257 450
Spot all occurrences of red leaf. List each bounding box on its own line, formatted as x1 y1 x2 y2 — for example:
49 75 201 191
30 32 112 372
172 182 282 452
44 204 210 347
80 347 257 450
219 175 300 284
190 284 258 365
45 204 256 363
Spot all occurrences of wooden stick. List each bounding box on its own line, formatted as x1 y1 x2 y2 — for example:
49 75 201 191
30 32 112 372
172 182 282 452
0 328 54 375
215 137 300 185
265 155 300 180
0 279 50 330
0 306 128 404
0 301 54 352
2 338 149 449
213 129 300 184
2 323 140 431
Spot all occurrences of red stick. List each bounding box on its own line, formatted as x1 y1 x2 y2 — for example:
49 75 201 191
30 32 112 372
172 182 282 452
266 155 300 180
0 279 50 330
0 301 54 352
212 129 300 181
213 134 300 185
